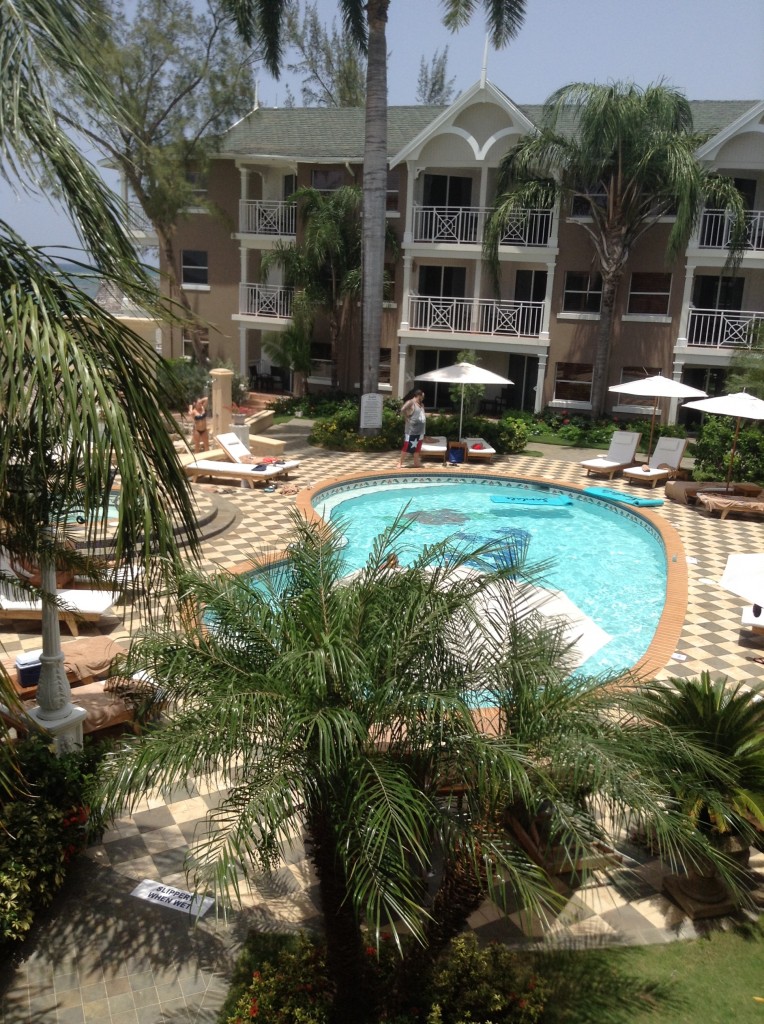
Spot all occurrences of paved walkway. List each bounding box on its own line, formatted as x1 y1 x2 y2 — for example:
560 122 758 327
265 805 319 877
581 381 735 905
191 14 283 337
2 427 763 1023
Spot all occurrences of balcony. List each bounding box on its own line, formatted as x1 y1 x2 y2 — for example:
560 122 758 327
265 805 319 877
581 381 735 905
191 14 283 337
239 200 297 236
238 284 293 320
687 308 764 347
698 209 764 251
411 206 552 247
126 201 157 244
408 296 543 338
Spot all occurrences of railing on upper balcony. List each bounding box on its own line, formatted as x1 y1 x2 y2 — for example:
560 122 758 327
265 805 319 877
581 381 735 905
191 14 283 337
687 308 764 348
239 284 293 319
239 200 297 236
408 296 543 337
411 206 552 247
698 209 764 251
126 201 155 236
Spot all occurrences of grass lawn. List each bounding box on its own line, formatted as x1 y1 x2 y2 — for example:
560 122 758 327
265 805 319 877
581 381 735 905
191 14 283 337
538 918 764 1023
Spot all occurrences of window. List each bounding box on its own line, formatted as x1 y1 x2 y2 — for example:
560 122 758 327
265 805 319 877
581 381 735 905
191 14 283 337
311 169 344 192
620 366 661 385
562 272 602 313
554 362 593 404
283 173 297 200
379 348 392 385
386 170 400 212
182 328 209 360
570 185 607 217
181 250 208 287
384 261 397 300
627 273 671 315
185 170 207 197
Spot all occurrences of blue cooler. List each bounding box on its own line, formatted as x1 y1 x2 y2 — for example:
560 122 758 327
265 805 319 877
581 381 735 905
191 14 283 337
15 649 42 688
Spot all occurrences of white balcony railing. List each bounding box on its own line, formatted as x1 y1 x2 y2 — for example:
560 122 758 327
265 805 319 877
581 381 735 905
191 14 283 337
698 209 764 251
126 201 156 237
408 296 543 337
239 284 293 319
687 308 764 348
412 205 552 247
239 200 297 236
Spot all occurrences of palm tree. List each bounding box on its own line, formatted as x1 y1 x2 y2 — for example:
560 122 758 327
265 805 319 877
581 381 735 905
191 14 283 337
634 673 764 850
0 0 200 750
96 514 735 1022
485 81 749 418
243 1 528 426
261 185 364 389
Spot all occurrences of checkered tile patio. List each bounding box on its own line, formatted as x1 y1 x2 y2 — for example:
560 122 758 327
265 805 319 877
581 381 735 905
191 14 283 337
2 428 762 1023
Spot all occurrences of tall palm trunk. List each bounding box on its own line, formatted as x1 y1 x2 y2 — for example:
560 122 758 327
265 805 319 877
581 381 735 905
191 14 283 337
359 0 389 433
589 261 624 418
306 807 370 1024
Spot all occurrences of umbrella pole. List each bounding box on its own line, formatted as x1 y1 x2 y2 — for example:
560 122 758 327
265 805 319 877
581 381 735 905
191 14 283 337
459 386 465 440
726 417 742 490
647 400 658 456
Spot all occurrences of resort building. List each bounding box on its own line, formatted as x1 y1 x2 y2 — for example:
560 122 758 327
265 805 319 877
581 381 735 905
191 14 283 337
147 82 764 423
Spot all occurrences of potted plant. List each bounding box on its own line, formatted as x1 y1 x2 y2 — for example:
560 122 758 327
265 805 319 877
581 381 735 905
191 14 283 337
231 404 247 425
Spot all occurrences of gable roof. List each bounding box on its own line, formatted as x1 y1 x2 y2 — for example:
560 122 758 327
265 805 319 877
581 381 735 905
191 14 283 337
218 98 760 163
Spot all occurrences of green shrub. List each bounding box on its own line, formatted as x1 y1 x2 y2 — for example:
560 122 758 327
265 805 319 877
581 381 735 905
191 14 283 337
498 416 529 453
692 416 764 482
0 737 103 946
222 932 546 1024
158 358 209 411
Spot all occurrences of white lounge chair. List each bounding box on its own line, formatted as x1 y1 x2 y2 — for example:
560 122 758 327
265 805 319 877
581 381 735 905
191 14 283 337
0 586 116 637
463 437 497 462
419 435 448 462
186 458 300 487
580 431 641 479
187 431 299 487
623 436 688 488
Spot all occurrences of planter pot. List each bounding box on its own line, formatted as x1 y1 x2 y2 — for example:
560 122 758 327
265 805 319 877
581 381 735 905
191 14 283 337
232 414 247 425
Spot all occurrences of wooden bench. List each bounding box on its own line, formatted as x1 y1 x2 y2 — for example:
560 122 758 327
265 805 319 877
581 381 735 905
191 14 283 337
696 493 764 520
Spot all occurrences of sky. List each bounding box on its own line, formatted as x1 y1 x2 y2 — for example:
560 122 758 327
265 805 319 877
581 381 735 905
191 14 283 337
2 0 763 251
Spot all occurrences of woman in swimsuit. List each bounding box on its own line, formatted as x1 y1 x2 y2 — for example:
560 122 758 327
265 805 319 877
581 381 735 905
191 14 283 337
188 396 209 452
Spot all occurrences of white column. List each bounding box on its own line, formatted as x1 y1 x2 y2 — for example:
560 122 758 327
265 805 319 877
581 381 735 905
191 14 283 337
397 345 409 398
540 260 556 342
533 353 548 414
676 261 697 345
210 367 234 435
25 553 86 752
400 253 413 331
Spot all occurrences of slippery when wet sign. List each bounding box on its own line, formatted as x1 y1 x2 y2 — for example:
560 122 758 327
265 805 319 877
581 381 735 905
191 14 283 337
131 879 214 916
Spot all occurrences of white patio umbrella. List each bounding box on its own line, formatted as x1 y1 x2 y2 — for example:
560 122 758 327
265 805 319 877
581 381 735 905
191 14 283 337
719 553 764 609
415 362 513 439
608 375 707 455
683 391 764 488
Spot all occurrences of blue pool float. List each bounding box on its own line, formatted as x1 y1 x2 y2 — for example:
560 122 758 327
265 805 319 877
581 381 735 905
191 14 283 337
490 493 573 507
584 486 663 508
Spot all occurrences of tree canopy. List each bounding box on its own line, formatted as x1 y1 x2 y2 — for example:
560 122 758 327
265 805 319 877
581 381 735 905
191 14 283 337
485 80 749 417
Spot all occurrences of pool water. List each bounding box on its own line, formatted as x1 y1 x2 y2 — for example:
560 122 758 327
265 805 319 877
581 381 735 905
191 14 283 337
314 477 666 677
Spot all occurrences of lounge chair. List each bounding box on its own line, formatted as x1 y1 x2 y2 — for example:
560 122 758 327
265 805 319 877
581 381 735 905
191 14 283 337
463 437 497 462
580 431 641 479
186 458 300 486
741 605 764 634
0 586 116 637
623 436 688 488
185 430 299 487
696 493 764 520
419 435 448 462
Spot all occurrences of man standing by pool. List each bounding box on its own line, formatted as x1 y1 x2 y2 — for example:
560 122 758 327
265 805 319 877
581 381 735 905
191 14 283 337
398 389 426 468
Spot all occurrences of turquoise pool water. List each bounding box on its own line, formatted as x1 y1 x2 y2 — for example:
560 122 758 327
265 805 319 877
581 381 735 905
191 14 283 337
313 476 667 677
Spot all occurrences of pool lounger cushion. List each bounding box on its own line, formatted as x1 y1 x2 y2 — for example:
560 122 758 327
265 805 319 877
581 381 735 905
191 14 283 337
584 486 664 508
491 493 573 507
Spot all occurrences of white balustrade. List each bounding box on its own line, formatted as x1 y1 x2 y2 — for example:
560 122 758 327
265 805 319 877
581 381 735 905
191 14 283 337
239 200 297 236
239 284 294 319
698 209 764 251
411 205 552 246
687 308 764 347
408 296 543 337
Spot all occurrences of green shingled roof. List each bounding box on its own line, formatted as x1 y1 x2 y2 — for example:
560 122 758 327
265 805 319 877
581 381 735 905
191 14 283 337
219 99 759 161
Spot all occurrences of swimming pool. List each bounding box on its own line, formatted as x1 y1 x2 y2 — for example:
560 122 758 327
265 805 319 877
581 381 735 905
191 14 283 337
311 475 668 677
